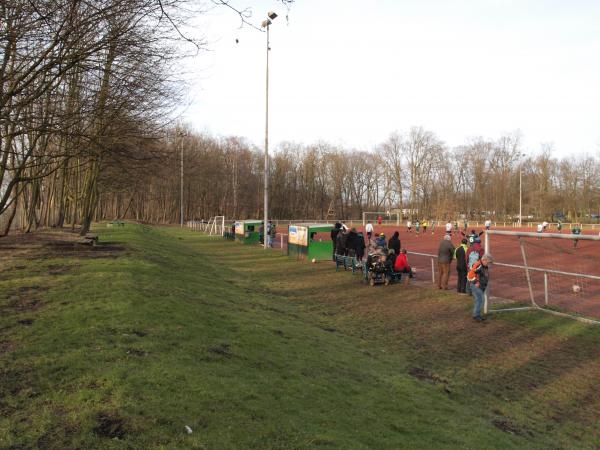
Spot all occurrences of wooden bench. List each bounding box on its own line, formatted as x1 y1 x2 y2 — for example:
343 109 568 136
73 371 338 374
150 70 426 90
79 233 99 246
335 254 359 274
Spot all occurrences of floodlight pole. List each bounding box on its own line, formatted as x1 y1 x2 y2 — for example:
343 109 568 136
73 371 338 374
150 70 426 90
180 132 184 228
263 12 277 249
519 166 522 228
518 152 525 228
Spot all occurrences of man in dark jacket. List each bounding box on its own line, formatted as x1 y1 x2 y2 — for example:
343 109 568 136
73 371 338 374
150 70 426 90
345 228 359 257
454 238 468 294
437 234 454 289
388 231 401 256
356 232 366 262
331 222 342 260
335 229 348 256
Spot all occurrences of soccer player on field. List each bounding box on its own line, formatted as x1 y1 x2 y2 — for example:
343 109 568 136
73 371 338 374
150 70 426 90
572 226 581 248
445 220 453 235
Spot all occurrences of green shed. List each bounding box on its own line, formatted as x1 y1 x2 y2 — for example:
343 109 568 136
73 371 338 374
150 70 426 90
287 223 334 261
234 220 263 244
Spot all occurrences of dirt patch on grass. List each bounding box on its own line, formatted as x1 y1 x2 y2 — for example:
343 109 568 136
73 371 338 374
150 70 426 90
93 411 128 439
208 343 232 357
0 229 126 262
492 417 532 437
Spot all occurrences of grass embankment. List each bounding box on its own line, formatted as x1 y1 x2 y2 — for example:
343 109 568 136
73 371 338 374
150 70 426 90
1 224 599 449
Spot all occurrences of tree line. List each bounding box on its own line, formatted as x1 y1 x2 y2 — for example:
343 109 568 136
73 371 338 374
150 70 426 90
0 0 201 236
75 127 600 226
1 2 598 236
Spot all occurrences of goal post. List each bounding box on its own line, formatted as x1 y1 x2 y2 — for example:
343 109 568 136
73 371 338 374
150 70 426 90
362 211 400 226
484 230 600 324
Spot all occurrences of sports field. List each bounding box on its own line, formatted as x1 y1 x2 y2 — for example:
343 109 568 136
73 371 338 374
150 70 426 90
2 224 600 448
274 223 600 320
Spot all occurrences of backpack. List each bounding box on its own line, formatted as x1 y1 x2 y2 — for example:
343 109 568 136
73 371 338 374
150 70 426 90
468 250 480 269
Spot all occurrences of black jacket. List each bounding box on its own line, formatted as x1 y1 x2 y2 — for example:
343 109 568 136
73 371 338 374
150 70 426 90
455 245 467 271
388 236 401 255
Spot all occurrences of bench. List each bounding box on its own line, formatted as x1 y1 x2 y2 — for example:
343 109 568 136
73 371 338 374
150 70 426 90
107 220 125 227
79 233 99 246
335 254 359 274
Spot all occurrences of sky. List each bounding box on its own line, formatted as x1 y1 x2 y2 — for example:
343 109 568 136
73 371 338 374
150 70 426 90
181 0 600 157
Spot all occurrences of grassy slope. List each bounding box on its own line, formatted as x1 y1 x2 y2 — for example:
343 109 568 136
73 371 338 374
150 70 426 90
1 224 599 449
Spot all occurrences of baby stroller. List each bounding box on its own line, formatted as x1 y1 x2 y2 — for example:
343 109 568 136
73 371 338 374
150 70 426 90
364 253 391 286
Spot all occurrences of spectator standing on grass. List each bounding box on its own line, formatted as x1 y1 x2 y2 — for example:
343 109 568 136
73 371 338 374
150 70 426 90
437 234 455 290
388 231 401 256
454 238 469 294
336 228 348 256
331 222 342 259
393 249 413 286
365 221 374 241
356 232 366 262
346 228 359 257
468 254 493 322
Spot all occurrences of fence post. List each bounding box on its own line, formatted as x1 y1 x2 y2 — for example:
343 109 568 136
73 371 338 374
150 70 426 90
431 258 435 284
280 234 284 251
544 272 549 306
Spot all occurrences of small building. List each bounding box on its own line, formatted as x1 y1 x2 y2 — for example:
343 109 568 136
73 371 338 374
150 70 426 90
234 220 263 244
287 223 334 261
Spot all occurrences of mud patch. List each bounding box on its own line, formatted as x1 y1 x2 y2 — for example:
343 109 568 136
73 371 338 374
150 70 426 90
208 343 232 357
93 411 128 439
48 264 71 276
126 348 147 357
18 319 34 326
408 367 451 393
492 417 531 436
6 297 43 313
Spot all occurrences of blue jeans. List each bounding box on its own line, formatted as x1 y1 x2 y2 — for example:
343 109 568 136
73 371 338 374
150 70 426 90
471 282 485 318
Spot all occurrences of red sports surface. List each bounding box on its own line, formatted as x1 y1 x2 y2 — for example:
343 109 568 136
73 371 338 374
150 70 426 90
362 224 600 319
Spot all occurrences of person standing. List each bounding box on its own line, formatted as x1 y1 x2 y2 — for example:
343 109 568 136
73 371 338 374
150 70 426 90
437 234 454 290
415 219 421 235
365 221 374 241
454 238 469 294
393 249 413 286
356 232 366 263
388 231 401 256
468 254 493 321
377 215 383 225
407 219 412 233
484 219 492 231
422 220 428 234
268 221 276 247
346 228 359 257
445 220 453 235
557 221 563 233
331 222 342 260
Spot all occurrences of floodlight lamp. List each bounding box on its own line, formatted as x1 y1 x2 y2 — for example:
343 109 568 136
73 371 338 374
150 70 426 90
268 11 278 20
261 18 271 28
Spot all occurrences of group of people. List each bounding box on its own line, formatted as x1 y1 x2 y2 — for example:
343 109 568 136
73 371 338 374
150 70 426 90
333 219 496 322
258 221 277 247
332 223 413 285
437 229 493 322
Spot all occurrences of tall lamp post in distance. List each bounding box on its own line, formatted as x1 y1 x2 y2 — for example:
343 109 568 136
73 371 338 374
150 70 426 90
178 129 187 228
518 152 526 228
262 11 277 249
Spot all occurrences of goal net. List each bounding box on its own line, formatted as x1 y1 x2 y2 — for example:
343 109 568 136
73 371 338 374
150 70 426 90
187 216 225 236
484 230 600 323
362 211 400 226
